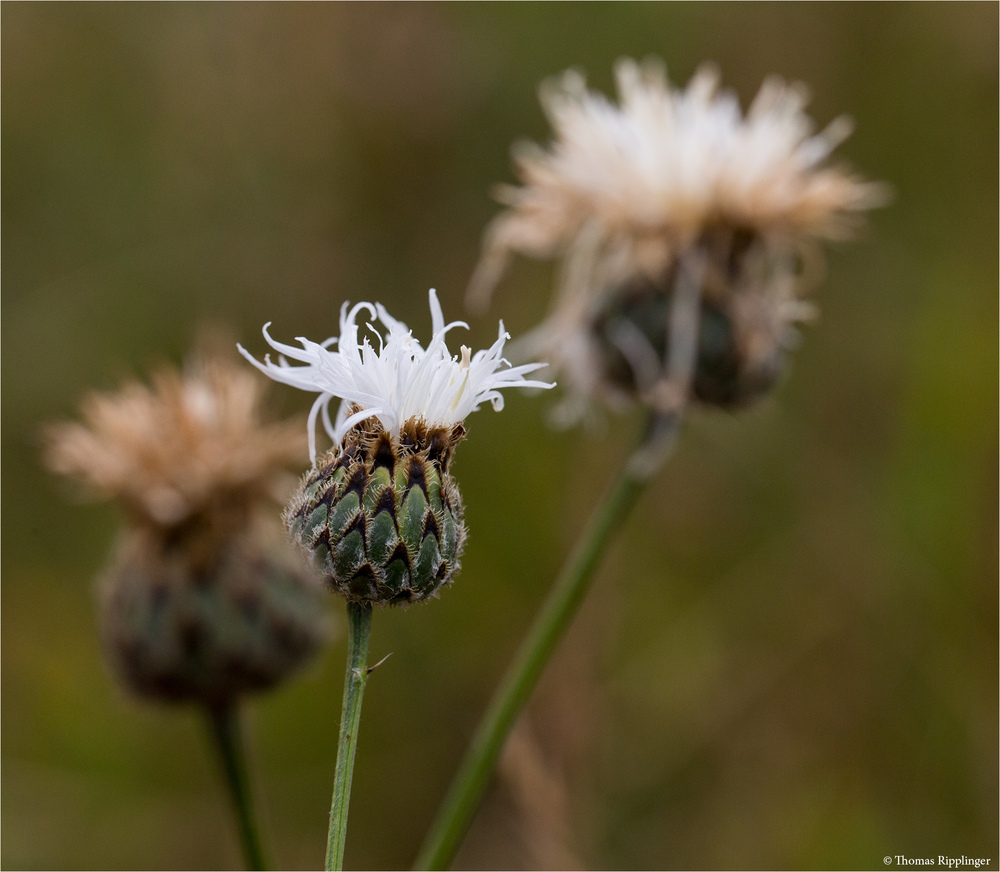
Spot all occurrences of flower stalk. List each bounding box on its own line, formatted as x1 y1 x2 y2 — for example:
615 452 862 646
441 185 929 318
206 702 271 871
239 290 554 866
415 411 670 871
326 602 375 871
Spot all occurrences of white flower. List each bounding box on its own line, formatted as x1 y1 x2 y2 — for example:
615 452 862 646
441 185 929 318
238 289 555 463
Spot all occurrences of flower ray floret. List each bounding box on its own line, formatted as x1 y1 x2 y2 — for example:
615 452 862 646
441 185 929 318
239 289 554 461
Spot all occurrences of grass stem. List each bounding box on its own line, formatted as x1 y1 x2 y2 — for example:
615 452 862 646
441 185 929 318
415 414 670 870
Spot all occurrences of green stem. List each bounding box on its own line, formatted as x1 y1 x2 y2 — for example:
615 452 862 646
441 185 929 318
206 701 271 871
326 601 374 871
415 415 669 870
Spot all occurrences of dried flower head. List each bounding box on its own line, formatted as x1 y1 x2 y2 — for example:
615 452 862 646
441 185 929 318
45 351 328 705
469 58 886 420
45 353 306 532
240 289 554 604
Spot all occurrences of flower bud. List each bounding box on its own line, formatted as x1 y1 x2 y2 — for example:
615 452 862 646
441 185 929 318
286 416 467 605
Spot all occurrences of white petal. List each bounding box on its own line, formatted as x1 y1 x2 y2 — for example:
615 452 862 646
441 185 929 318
240 291 555 457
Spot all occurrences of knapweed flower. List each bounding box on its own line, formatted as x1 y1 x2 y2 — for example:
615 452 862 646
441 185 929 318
239 289 554 605
470 58 886 419
45 352 329 705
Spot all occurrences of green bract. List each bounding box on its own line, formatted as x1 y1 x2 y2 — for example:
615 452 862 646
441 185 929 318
286 417 467 605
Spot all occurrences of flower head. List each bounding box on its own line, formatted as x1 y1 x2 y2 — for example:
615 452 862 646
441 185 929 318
472 58 885 302
44 350 329 705
468 58 886 422
240 290 554 605
238 288 554 463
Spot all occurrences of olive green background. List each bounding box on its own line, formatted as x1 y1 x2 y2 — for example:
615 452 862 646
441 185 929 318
3 3 997 869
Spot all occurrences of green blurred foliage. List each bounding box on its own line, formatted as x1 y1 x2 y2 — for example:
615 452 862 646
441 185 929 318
3 3 996 869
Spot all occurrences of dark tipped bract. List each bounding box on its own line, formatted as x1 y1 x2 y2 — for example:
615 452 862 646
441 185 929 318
286 416 468 605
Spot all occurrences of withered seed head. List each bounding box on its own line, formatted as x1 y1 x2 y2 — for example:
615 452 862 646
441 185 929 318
45 349 329 705
469 58 885 423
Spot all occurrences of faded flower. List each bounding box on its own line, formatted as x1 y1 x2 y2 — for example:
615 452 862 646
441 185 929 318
470 58 886 421
45 351 329 705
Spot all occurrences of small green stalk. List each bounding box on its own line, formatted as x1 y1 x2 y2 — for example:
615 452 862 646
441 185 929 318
206 701 271 871
415 413 672 870
326 601 375 871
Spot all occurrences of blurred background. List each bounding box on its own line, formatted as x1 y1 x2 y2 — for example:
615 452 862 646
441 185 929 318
3 3 997 869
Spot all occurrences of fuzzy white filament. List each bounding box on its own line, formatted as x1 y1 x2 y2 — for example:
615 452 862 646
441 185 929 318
239 289 554 462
